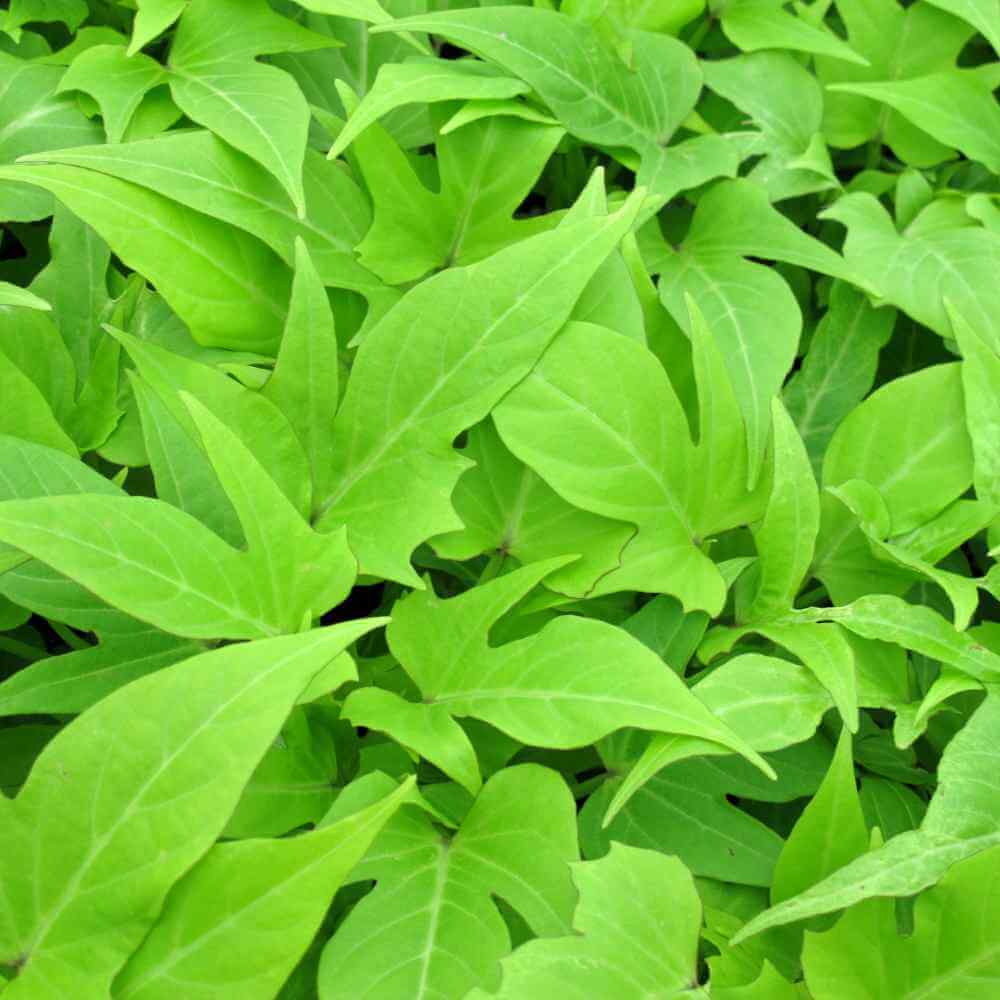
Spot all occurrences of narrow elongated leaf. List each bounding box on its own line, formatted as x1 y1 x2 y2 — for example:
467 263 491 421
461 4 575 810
329 58 529 159
24 134 383 296
0 495 273 639
745 400 820 619
0 624 376 999
112 777 413 1000
771 728 868 906
0 163 291 353
0 631 201 717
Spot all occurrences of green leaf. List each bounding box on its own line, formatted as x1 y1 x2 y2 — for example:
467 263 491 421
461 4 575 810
745 399 819 619
803 845 1000 998
58 45 165 144
129 0 187 54
583 767 784 886
317 765 579 1000
387 560 772 772
923 0 1000 55
431 418 634 598
0 624 376 999
263 240 340 510
467 844 703 998
329 58 530 159
0 631 201 717
495 303 766 613
375 7 701 157
771 727 868 907
113 778 413 1000
720 0 868 66
783 281 895 477
822 191 1000 352
0 162 292 354
830 70 1000 174
605 653 832 824
0 283 50 311
313 188 643 585
815 362 974 603
816 0 974 165
0 348 76 456
167 0 335 216
3 0 86 42
733 691 1000 942
0 52 102 222
703 54 837 200
348 108 564 284
181 395 357 633
803 596 1000 684
343 687 482 795
25 132 385 298
0 493 275 639
112 329 311 515
950 303 1000 509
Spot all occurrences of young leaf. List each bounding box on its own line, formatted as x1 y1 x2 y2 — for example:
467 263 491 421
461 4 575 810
0 624 376 1000
343 687 482 795
348 110 564 284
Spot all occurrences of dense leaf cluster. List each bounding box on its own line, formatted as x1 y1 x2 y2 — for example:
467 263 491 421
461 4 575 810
0 0 998 997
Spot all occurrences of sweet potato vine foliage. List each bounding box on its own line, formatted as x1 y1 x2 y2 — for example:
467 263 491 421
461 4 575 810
0 0 998 997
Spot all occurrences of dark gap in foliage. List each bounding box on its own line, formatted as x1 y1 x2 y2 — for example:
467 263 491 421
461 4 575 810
27 615 74 656
321 583 386 626
437 42 467 61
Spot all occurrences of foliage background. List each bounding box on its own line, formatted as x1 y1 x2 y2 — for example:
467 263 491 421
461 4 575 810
0 0 999 996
